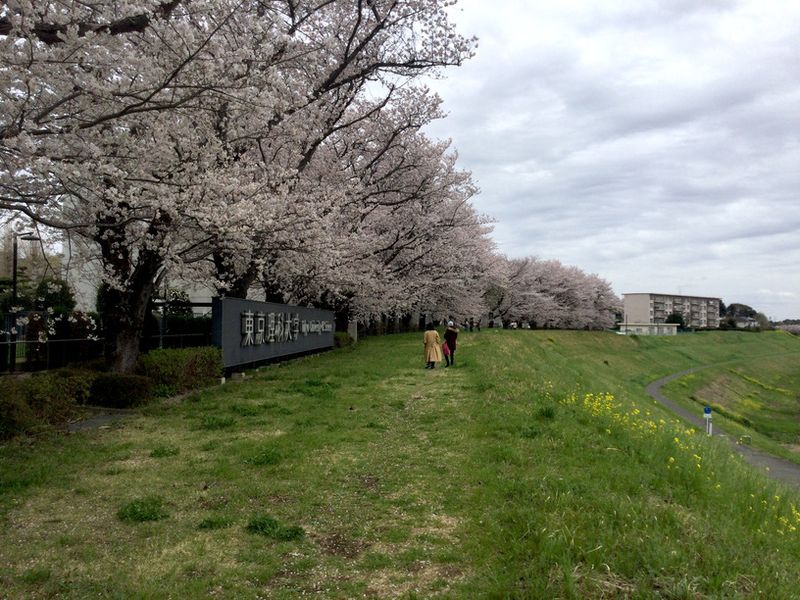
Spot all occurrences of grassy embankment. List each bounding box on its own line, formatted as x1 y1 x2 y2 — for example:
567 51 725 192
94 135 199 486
2 330 800 598
660 336 800 462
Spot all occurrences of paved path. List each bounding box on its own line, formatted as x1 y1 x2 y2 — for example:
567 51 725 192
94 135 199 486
646 367 800 489
67 407 133 433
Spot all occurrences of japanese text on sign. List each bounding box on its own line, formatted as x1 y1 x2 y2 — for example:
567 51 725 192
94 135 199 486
240 311 333 347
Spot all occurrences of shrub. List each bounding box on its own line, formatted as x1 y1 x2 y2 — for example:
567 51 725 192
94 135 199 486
117 496 168 522
51 369 97 405
0 369 93 439
334 332 354 348
0 384 37 439
139 347 222 397
89 374 154 408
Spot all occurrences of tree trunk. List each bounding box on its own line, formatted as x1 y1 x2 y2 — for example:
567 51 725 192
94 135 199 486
213 251 258 299
113 327 144 374
104 276 158 373
262 276 284 304
229 271 257 299
334 306 352 333
97 229 162 373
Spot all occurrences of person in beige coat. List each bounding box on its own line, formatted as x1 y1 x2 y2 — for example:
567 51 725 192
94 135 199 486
423 322 444 369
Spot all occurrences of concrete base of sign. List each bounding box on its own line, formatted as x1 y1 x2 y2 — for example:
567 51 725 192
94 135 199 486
347 320 358 343
220 377 226 385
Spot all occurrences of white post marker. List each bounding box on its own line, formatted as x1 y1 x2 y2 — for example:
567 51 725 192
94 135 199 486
703 406 712 436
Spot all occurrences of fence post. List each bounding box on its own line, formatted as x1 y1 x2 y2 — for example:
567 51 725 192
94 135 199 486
9 311 17 372
347 319 358 344
46 313 51 369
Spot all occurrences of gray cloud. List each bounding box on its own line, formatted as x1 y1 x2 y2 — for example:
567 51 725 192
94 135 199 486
426 0 800 318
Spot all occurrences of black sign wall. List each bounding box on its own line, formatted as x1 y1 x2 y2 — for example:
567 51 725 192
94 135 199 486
212 297 334 369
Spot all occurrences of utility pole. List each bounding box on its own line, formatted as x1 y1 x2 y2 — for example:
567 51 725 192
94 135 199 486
9 230 41 372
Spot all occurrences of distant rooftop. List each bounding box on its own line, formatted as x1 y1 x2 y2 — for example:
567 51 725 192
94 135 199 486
623 292 720 301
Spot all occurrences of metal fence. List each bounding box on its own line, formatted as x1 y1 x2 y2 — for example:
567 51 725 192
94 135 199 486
145 332 213 350
0 311 212 373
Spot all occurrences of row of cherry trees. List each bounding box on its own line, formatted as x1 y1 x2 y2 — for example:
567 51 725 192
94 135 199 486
1 1 619 372
484 256 620 330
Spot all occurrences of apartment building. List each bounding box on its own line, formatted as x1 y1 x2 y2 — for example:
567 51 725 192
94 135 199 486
623 293 721 329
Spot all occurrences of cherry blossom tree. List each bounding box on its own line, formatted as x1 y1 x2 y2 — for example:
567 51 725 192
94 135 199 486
486 256 620 329
0 0 476 371
247 88 496 325
1 0 620 373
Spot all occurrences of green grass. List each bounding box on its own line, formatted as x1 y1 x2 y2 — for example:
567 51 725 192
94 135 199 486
150 444 180 458
659 331 800 460
1 330 800 597
246 515 305 540
197 515 235 530
117 496 169 523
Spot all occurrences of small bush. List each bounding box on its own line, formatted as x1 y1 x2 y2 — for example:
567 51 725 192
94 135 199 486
0 388 37 439
117 496 168 522
334 332 354 348
51 369 97 405
139 347 222 397
0 369 93 439
246 515 305 540
89 374 154 408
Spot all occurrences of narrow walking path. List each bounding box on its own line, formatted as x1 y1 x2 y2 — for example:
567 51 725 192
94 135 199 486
67 407 134 433
646 367 800 489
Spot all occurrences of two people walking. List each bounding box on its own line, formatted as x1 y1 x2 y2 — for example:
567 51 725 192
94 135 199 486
423 320 459 369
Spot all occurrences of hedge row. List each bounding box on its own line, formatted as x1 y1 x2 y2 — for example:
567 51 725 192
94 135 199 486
0 347 222 439
139 347 222 397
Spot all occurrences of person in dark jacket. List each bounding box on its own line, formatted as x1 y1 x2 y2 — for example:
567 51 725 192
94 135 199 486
443 320 459 367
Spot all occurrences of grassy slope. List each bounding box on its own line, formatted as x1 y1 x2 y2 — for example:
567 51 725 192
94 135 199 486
659 334 800 459
1 330 800 598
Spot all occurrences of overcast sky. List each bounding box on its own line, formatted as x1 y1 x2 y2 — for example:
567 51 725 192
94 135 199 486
425 0 800 320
